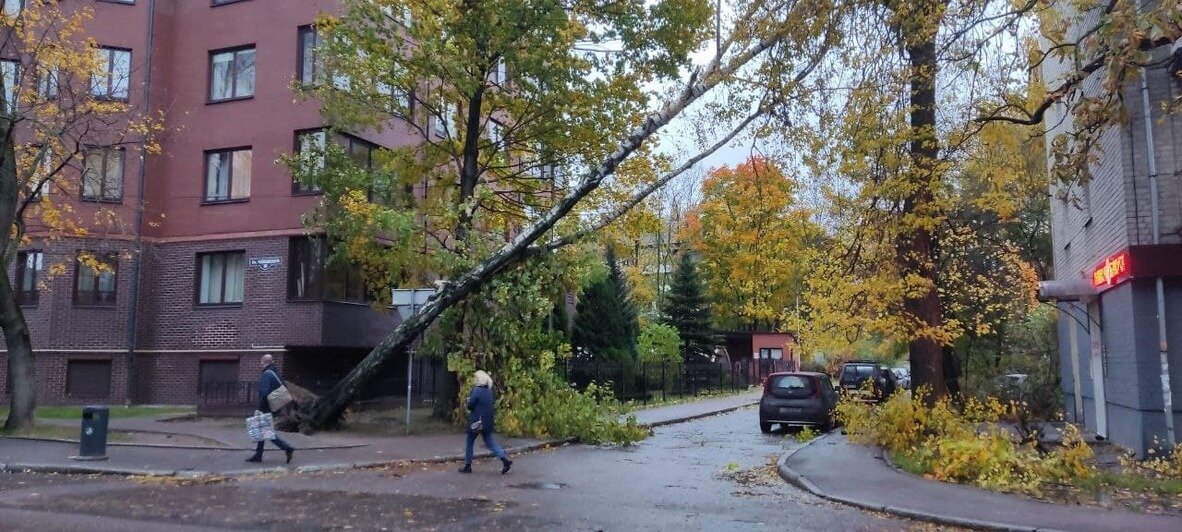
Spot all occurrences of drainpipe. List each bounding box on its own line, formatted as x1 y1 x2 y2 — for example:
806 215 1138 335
1135 2 1174 447
125 0 157 405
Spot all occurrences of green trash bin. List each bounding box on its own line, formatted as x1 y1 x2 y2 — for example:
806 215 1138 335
75 405 110 461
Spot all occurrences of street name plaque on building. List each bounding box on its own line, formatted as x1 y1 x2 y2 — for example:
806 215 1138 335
249 257 282 271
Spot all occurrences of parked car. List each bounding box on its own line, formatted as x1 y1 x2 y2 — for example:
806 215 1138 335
891 367 911 390
759 372 839 433
838 361 896 402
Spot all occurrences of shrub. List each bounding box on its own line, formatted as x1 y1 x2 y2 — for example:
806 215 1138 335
838 388 1095 495
451 350 650 445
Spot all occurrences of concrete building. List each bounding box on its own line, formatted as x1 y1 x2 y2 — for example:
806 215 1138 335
1041 21 1182 454
0 0 414 406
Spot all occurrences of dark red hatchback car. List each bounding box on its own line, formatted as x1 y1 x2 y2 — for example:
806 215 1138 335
759 372 839 433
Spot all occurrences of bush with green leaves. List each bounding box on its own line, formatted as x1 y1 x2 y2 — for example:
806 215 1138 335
451 347 649 445
638 323 682 364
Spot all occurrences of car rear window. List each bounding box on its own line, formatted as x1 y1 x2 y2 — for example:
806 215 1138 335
769 375 815 398
840 365 876 382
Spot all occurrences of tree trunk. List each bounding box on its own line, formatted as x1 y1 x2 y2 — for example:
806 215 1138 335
1 272 35 431
900 4 948 400
0 92 34 430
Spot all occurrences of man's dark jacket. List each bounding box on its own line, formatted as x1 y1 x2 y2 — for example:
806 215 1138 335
258 364 283 413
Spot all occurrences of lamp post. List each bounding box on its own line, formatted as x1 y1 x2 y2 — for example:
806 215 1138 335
392 288 437 434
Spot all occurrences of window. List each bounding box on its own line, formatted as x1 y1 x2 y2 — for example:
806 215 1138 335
204 147 251 202
30 144 54 200
293 129 325 194
288 236 324 301
209 46 255 102
2 0 22 17
36 66 58 99
82 147 124 202
212 0 247 5
293 130 379 195
768 374 815 399
758 348 783 360
66 360 112 399
324 259 367 303
297 26 321 86
342 134 375 171
74 252 117 306
197 251 245 305
287 236 368 303
1 59 18 114
92 47 130 101
15 250 41 306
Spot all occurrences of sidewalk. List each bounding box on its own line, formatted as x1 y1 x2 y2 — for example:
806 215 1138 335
0 390 759 477
779 433 1182 532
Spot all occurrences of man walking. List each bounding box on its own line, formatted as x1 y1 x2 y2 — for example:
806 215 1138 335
247 354 295 463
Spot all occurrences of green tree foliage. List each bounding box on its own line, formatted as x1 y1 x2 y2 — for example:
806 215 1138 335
638 323 682 364
572 246 639 365
289 0 843 432
662 253 717 362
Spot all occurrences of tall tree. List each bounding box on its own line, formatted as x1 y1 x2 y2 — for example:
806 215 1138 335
684 156 818 331
572 246 639 365
782 0 1179 399
296 0 839 430
662 253 717 362
1 2 158 430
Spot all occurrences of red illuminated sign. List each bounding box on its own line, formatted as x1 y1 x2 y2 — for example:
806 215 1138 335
1091 252 1131 288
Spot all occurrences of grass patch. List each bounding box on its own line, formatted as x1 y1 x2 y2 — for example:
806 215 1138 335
1077 470 1182 496
340 406 456 436
0 405 194 420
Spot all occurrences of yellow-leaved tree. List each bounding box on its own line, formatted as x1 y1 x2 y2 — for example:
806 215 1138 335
2 1 160 430
683 157 819 331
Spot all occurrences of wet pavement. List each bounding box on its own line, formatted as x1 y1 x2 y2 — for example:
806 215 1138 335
0 407 925 531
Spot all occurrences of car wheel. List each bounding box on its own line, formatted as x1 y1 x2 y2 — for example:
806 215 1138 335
760 420 773 433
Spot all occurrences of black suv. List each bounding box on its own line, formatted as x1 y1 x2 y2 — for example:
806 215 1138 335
759 372 839 433
838 361 897 403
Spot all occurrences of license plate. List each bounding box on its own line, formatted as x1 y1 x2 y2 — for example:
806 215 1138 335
779 407 801 414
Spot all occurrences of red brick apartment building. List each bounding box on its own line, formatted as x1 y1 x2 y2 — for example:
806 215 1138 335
0 0 411 405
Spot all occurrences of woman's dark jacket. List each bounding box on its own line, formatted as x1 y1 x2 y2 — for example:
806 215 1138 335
258 364 283 413
466 385 496 433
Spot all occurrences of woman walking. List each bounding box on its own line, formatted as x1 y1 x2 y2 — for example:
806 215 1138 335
459 370 513 474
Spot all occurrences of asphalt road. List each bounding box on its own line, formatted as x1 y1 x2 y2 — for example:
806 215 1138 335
0 407 927 531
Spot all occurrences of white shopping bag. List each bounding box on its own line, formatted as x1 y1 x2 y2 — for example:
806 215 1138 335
246 411 276 442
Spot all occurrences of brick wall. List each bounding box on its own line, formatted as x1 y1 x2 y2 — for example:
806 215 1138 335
0 233 397 406
138 236 324 350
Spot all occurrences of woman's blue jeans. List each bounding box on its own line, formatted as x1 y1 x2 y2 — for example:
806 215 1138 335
464 430 507 466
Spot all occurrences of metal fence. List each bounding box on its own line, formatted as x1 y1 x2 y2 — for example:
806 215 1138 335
198 358 751 415
198 380 258 416
561 359 752 403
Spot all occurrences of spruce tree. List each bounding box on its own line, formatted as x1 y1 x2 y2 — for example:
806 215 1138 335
572 246 639 365
662 253 718 362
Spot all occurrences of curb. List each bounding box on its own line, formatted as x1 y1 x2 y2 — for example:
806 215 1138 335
0 435 368 452
1 399 753 479
776 434 1051 532
636 399 759 429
